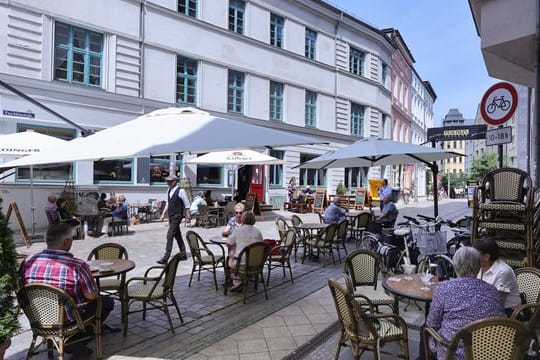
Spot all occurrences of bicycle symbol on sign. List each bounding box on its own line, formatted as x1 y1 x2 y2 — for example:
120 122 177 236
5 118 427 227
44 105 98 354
486 95 511 114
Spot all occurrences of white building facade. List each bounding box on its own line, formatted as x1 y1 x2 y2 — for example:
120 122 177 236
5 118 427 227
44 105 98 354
0 0 399 228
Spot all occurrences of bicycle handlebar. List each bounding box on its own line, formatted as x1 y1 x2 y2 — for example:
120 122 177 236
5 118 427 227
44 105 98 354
402 215 420 225
417 214 436 222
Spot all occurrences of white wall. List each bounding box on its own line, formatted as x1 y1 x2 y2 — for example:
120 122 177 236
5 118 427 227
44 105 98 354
143 47 175 103
199 63 227 112
246 75 269 119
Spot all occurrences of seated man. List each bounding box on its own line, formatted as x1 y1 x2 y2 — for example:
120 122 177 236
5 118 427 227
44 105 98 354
190 191 207 225
22 223 114 355
369 194 398 234
323 197 346 224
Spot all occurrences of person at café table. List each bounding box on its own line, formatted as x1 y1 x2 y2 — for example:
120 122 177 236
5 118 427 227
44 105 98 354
222 202 245 236
22 223 115 356
421 246 504 360
473 237 521 316
101 195 128 235
204 190 215 206
56 197 81 226
189 191 207 225
225 211 263 292
368 193 397 234
323 197 346 224
377 178 392 211
45 194 59 223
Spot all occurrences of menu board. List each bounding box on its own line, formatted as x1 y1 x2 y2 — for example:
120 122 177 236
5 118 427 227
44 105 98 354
355 188 367 209
6 202 30 247
244 192 261 216
312 189 327 213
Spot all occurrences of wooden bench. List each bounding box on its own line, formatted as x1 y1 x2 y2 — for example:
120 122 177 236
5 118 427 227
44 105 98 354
283 202 310 213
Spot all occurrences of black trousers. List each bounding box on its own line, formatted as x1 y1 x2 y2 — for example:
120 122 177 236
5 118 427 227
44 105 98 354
163 213 185 259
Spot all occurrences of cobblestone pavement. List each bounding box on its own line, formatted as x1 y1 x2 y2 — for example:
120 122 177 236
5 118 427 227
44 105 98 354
6 199 470 360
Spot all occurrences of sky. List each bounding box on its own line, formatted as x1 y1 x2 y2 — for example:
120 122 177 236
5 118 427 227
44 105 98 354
331 0 497 126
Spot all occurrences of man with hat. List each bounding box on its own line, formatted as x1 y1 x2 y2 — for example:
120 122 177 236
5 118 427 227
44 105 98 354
158 175 191 264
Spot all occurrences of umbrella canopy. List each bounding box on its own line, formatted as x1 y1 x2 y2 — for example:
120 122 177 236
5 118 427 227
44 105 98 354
295 137 462 169
186 149 287 165
0 129 67 156
0 107 319 168
295 136 464 218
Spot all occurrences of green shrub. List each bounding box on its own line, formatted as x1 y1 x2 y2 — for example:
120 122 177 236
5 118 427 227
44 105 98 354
336 182 347 195
0 197 19 342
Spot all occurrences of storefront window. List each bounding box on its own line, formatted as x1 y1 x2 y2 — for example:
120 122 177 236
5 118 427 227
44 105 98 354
94 159 133 183
197 165 222 185
16 124 75 182
150 155 181 184
299 153 326 187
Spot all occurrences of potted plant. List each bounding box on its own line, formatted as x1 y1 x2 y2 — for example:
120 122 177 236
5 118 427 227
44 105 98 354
336 182 347 195
0 197 20 359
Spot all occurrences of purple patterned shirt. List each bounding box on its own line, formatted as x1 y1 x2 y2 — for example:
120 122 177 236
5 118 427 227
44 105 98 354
427 277 505 360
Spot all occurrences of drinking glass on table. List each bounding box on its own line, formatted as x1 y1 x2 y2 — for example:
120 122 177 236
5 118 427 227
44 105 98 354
420 271 433 292
402 264 416 281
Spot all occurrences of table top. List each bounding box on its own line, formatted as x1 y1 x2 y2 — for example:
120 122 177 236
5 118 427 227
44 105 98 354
345 210 370 217
209 236 229 245
88 259 135 279
296 223 329 230
382 273 439 303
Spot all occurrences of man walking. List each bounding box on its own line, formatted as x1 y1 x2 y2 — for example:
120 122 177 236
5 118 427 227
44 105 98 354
158 175 191 264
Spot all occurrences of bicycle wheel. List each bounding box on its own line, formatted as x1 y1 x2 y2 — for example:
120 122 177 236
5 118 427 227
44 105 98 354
358 233 379 252
501 100 510 111
487 103 496 114
417 254 456 279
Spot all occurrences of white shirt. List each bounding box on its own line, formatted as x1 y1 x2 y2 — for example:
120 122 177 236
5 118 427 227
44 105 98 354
167 185 191 208
478 259 521 309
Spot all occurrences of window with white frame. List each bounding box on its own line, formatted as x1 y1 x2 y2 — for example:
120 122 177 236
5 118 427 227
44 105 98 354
305 28 316 59
16 124 75 182
350 102 364 137
299 153 326 187
229 0 245 34
270 13 284 48
349 46 364 76
150 155 182 184
305 90 317 128
176 55 197 105
269 150 284 186
197 158 223 185
94 159 133 183
54 22 103 87
269 81 284 121
228 70 245 114
178 0 197 17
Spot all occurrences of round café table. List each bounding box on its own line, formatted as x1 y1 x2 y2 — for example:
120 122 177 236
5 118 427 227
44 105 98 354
382 273 440 317
296 223 329 262
88 259 135 279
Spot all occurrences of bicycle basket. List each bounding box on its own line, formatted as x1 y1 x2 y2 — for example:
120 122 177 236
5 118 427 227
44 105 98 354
416 231 447 255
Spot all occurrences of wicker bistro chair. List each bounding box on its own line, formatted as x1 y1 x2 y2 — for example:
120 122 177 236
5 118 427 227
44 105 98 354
304 223 338 266
328 279 409 360
334 219 349 263
267 229 296 286
185 230 225 290
423 317 532 360
224 242 270 304
17 283 102 360
87 243 129 298
343 250 399 314
515 267 540 304
290 214 306 262
353 212 371 246
122 253 184 336
275 216 290 241
195 204 219 228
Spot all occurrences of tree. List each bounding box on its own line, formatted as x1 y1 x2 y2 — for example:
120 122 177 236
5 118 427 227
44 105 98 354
0 197 20 352
469 153 503 182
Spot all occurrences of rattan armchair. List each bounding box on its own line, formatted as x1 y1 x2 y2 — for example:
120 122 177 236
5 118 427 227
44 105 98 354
334 219 349 262
304 223 338 266
87 243 129 298
423 317 532 360
328 279 409 360
224 242 270 304
275 216 289 240
185 230 225 290
17 283 102 360
122 253 184 336
196 204 219 228
343 250 398 314
266 229 296 285
353 212 371 246
290 214 306 262
515 267 540 304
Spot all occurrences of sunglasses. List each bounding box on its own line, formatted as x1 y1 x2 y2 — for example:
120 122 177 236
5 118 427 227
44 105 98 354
235 212 243 215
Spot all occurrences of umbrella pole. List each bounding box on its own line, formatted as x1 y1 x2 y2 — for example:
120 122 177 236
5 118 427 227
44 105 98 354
30 165 35 235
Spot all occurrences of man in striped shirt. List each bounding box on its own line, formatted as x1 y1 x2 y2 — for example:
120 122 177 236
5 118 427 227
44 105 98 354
23 223 114 354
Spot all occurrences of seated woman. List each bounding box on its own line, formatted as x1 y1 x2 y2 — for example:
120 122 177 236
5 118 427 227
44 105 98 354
225 211 263 291
204 190 214 206
473 238 521 316
222 203 245 237
423 246 505 360
55 197 80 226
101 195 128 235
189 191 207 225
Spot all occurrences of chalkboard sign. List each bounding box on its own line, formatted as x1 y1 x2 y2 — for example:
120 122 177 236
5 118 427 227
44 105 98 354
355 188 367 209
244 192 261 216
313 189 327 213
6 202 31 247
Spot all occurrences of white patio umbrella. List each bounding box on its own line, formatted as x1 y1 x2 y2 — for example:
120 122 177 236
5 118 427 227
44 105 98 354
0 130 67 234
295 136 464 217
0 107 320 168
185 149 288 200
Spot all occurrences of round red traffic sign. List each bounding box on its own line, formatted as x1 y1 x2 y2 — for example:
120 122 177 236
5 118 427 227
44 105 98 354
480 82 518 126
